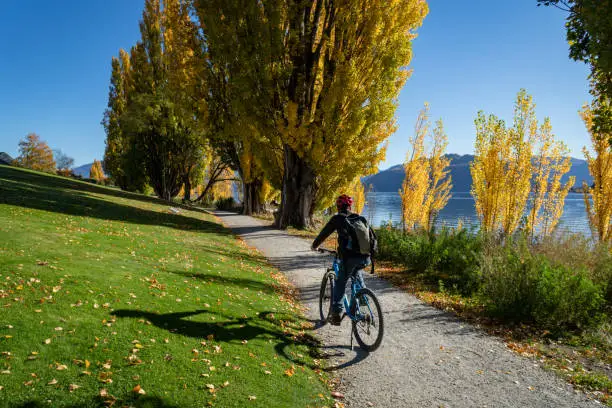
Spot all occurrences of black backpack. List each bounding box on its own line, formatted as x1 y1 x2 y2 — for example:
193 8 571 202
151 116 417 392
343 214 378 256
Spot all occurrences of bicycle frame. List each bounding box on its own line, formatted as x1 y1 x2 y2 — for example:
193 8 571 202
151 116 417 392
330 255 372 322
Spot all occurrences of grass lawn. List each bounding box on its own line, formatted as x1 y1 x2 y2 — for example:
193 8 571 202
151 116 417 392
0 166 330 408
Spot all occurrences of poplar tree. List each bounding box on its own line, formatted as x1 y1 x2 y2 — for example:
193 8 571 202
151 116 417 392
195 0 428 228
525 118 574 238
90 159 106 182
581 103 612 243
103 50 148 192
103 0 207 200
471 90 573 236
400 104 452 232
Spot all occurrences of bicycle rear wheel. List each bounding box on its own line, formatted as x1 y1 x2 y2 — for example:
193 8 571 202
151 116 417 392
352 288 384 351
319 271 335 323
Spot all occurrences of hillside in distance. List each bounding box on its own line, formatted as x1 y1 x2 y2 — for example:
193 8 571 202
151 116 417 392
72 162 94 178
365 154 593 192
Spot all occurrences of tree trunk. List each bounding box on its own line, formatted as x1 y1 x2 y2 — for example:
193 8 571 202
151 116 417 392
243 179 264 215
182 174 191 202
276 145 316 229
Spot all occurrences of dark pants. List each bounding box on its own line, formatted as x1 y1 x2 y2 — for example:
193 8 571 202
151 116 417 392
333 254 370 314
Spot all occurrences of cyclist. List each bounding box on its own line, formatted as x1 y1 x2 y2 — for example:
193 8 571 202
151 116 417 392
311 194 375 325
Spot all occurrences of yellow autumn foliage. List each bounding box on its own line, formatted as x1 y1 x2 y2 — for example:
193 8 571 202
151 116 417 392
400 104 452 232
90 160 106 182
471 90 573 237
581 104 612 243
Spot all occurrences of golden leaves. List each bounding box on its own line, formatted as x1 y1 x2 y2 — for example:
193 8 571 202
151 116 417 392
580 104 612 243
401 104 452 231
472 90 572 236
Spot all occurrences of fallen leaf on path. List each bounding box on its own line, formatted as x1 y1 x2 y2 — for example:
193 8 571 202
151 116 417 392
331 391 345 399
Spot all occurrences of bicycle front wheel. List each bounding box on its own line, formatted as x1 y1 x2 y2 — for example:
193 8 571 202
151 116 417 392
319 271 335 323
352 288 384 351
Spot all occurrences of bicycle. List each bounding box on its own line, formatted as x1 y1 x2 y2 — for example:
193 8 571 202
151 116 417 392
317 248 384 351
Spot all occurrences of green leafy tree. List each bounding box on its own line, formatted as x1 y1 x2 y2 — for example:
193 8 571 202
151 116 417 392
102 50 147 192
15 133 56 173
538 0 612 140
105 0 208 200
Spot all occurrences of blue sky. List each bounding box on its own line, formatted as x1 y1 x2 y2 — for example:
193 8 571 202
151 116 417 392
0 0 591 169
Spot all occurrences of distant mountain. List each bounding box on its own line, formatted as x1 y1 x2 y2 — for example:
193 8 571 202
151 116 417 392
72 162 94 178
365 154 593 192
0 152 14 165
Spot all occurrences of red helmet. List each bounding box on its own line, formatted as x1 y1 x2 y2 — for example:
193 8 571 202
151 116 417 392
336 194 353 208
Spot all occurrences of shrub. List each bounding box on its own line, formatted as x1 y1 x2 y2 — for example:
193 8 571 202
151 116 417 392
375 227 482 295
533 235 612 309
215 197 237 211
480 240 605 331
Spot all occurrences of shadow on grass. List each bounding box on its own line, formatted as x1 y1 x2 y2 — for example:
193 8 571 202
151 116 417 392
113 309 316 345
0 166 227 234
168 270 278 295
14 395 180 408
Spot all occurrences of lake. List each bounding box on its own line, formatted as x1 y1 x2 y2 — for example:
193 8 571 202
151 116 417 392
362 192 591 235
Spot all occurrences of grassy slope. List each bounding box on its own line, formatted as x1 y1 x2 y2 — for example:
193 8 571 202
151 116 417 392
0 166 329 408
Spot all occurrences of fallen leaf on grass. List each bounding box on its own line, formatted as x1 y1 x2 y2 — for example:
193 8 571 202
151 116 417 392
55 364 68 371
248 396 256 401
68 384 80 392
43 339 51 345
132 384 146 395
284 366 295 377
264 370 272 375
99 388 109 397
54 327 63 331
206 384 215 393
24 380 34 386
47 379 58 385
0 386 3 390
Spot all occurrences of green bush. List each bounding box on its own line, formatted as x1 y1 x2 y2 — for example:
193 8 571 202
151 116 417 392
480 240 605 331
215 196 237 211
375 227 482 295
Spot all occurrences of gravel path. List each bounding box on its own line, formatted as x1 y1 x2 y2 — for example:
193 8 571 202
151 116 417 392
214 211 598 408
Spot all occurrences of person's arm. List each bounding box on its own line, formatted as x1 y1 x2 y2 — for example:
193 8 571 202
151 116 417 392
311 216 338 249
